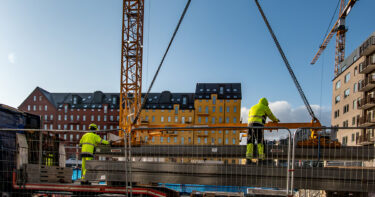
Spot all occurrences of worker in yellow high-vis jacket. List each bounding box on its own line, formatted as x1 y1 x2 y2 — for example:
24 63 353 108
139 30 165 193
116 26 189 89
80 123 109 181
247 98 279 164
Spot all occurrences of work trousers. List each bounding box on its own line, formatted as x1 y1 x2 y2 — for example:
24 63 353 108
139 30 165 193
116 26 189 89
81 156 93 179
247 122 264 145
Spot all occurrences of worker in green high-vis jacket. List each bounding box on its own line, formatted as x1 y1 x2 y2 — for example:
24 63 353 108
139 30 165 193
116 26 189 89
80 123 109 182
247 98 279 164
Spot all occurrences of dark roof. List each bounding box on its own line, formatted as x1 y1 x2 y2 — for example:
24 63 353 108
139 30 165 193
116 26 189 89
194 83 241 100
143 91 195 110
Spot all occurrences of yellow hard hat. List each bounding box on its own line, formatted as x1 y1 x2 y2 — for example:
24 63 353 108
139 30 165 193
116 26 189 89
89 123 98 131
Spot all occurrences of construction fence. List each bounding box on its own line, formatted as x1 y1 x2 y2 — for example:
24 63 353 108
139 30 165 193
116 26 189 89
1 126 375 196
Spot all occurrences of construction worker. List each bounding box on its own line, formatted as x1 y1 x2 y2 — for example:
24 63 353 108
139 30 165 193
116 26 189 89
80 123 109 182
247 98 279 164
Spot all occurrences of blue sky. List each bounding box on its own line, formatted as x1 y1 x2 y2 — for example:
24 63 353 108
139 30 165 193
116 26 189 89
1 0 374 125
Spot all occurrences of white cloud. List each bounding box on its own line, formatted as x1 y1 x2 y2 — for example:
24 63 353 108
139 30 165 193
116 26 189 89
240 100 331 143
8 53 16 64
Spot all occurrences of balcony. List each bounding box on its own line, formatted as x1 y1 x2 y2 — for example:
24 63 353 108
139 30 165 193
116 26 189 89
358 96 375 110
357 134 375 146
359 36 375 56
359 115 375 127
359 57 375 74
359 76 375 92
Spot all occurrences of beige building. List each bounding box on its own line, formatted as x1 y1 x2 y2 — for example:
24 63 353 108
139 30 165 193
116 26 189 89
332 32 375 146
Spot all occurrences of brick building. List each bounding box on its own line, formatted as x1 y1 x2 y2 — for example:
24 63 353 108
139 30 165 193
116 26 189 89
332 32 375 146
19 83 242 163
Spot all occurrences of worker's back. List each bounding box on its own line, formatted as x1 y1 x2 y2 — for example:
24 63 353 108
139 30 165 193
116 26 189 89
80 132 101 156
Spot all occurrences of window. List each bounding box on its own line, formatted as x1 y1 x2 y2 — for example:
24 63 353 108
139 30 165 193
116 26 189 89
352 116 356 126
344 89 350 98
64 115 67 121
104 105 107 113
182 97 187 105
27 105 30 111
152 116 155 122
205 117 208 123
343 120 349 127
211 138 215 144
83 115 86 121
33 96 36 101
204 138 207 144
198 106 202 113
213 96 216 104
50 115 53 120
354 66 358 76
160 137 164 143
175 116 178 123
64 125 67 130
226 117 229 123
352 133 355 142
152 137 155 143
104 115 107 121
335 95 341 103
226 107 230 113
70 125 74 130
205 131 208 135
198 117 201 123
233 107 237 113
334 110 340 118
83 125 86 130
198 138 201 144
91 115 94 121
342 136 348 145
188 117 192 122
58 125 61 130
33 105 36 111
181 137 184 144
167 137 170 143
233 117 237 123
44 124 47 130
343 104 349 114
188 137 191 143
219 117 222 123
76 125 80 130
205 106 209 113
58 115 61 121
212 106 216 113
218 138 222 144
220 107 223 113
219 87 224 94
225 130 229 134
97 115 101 121
212 117 215 124
70 115 73 121
335 80 341 90
39 105 41 111
117 116 119 121
64 105 68 113
225 138 228 144
232 138 236 144
110 116 113 121
161 116 164 122
345 73 351 83
182 117 185 123
175 106 178 114
354 83 358 93
174 137 177 143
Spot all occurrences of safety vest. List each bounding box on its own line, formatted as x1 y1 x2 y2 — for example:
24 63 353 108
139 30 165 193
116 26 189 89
79 132 109 157
248 98 277 124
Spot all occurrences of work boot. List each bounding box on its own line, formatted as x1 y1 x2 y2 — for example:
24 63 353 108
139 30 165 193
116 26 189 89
257 144 265 160
246 143 254 161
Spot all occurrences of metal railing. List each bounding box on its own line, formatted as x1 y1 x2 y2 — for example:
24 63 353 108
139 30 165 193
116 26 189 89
3 126 375 196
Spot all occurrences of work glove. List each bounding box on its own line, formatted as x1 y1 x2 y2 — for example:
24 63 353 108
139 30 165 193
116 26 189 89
273 119 280 123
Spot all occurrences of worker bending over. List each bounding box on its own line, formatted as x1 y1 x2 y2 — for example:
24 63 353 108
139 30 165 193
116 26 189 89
247 98 279 164
80 123 109 181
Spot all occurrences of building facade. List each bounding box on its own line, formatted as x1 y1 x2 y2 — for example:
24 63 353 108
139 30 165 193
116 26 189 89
332 32 375 146
19 83 242 162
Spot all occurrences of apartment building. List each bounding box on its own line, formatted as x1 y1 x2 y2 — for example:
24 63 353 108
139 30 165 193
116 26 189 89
332 32 375 146
19 83 242 162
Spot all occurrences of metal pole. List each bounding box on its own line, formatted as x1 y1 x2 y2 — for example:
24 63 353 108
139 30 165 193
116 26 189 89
291 129 300 195
39 130 43 169
124 130 128 195
128 131 133 197
286 129 292 196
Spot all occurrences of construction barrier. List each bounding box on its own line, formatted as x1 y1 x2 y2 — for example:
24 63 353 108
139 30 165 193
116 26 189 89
2 126 375 196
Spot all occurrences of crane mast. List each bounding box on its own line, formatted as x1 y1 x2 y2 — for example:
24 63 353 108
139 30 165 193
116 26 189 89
310 0 357 75
120 0 144 137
